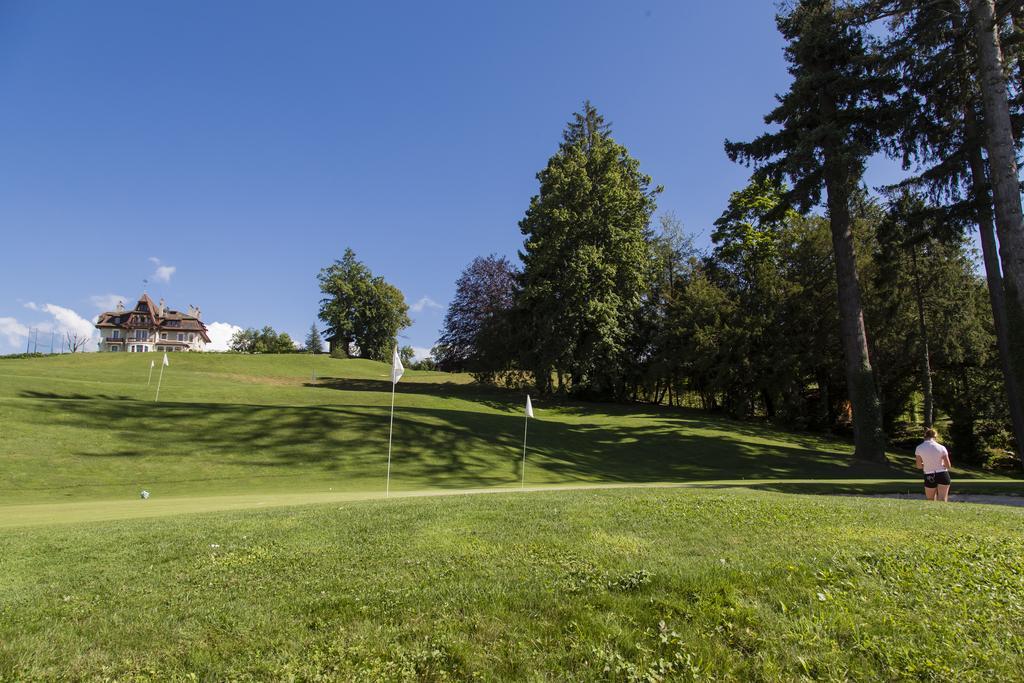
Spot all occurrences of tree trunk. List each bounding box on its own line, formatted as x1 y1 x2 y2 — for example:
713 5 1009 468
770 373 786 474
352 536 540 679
964 104 1024 460
823 156 888 462
762 388 775 420
972 0 1024 464
910 247 935 428
817 370 832 429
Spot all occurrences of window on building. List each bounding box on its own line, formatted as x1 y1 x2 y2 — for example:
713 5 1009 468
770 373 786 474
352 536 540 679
188 333 195 342
135 329 147 340
109 345 119 352
161 332 167 339
111 330 120 339
177 333 184 341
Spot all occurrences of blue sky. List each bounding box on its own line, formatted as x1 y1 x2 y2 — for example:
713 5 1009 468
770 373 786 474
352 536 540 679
0 1 908 355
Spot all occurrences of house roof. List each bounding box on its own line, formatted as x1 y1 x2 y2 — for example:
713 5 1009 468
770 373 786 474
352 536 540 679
95 294 211 343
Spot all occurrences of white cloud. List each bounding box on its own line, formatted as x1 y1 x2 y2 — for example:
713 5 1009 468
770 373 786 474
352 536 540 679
410 296 441 314
8 303 98 352
89 294 127 311
148 257 176 283
153 265 176 283
0 317 29 348
206 322 242 351
411 346 432 362
40 304 98 350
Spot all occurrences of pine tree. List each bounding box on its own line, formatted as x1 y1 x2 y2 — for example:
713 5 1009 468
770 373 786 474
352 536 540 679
517 102 660 398
726 0 895 462
304 324 324 354
861 0 1024 460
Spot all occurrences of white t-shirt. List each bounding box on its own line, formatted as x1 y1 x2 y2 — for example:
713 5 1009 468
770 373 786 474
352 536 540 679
915 439 949 474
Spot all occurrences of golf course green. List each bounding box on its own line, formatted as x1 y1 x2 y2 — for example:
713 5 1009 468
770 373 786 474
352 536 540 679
2 353 1022 680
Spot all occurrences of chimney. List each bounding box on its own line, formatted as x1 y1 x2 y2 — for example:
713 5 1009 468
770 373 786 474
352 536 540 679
158 298 166 316
116 300 124 313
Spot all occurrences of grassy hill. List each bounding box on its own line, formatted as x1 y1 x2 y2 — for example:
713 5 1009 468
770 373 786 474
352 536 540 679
1 353 1017 518
3 354 1024 679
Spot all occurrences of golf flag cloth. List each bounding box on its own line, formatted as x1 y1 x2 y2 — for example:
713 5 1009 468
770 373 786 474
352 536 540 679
522 394 534 488
391 346 404 384
154 354 169 402
150 360 155 369
147 359 155 385
386 344 402 497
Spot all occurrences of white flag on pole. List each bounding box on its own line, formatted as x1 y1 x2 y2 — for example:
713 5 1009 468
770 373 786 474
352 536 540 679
391 346 404 384
521 395 533 488
154 353 169 402
150 360 155 370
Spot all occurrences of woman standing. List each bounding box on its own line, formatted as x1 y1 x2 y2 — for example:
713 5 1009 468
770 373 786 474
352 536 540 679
915 428 952 501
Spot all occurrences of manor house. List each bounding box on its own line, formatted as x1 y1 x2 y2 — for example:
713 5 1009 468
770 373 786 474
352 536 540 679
95 294 210 352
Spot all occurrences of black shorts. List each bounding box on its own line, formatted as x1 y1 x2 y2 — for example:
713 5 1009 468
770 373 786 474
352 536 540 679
924 471 951 488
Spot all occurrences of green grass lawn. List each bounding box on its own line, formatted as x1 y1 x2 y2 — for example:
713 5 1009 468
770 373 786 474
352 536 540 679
3 488 1023 681
1 353 1017 520
3 354 1024 680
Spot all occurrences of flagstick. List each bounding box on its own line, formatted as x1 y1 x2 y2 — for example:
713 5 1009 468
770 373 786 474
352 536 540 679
521 414 529 489
154 362 166 402
386 380 396 497
147 363 154 386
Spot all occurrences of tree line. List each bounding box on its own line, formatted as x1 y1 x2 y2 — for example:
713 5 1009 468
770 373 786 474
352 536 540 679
430 1 1024 468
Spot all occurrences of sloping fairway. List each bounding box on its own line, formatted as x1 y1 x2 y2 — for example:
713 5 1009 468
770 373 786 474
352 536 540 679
1 353 1018 525
3 355 1024 679
2 488 1023 680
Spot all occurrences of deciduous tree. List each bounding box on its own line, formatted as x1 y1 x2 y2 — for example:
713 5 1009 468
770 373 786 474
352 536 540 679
318 248 411 362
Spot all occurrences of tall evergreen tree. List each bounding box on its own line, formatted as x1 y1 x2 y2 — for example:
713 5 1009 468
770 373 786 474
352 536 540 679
517 102 660 398
860 0 1024 459
971 0 1024 321
968 0 1024 461
304 324 324 354
726 0 895 462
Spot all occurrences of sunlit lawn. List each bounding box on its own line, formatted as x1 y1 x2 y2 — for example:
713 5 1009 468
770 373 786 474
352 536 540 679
2 353 1009 513
2 488 1023 680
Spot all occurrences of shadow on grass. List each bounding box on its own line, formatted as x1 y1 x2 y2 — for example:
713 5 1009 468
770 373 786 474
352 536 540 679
308 379 889 459
306 377 515 412
9 390 960 493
